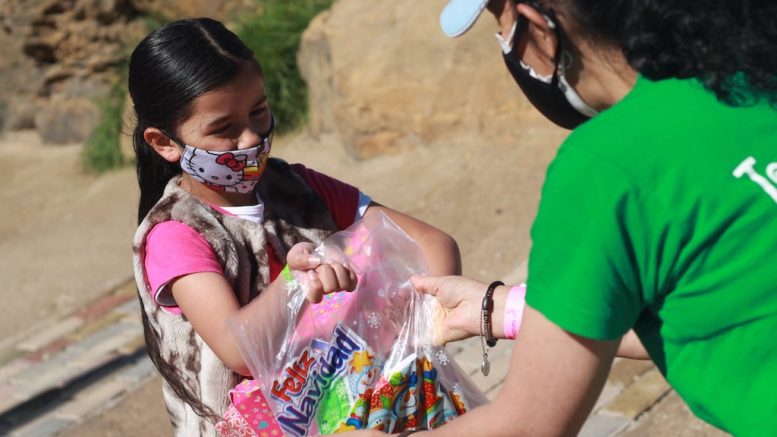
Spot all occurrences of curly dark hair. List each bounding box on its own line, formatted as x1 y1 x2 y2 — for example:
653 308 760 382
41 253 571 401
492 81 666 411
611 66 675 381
549 0 777 107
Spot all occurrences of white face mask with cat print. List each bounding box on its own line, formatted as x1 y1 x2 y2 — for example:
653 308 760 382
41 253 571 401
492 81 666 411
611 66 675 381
178 116 274 194
180 140 271 194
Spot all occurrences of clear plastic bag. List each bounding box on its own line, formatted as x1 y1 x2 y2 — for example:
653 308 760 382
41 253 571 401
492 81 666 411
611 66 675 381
228 211 487 436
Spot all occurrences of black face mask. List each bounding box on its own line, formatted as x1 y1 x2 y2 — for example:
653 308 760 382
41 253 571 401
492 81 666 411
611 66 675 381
502 9 591 130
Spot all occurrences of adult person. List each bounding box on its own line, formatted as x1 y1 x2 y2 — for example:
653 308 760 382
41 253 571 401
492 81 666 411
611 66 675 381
358 0 777 435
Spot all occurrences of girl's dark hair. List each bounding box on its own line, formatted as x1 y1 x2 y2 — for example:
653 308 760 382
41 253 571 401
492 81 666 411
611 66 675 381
551 0 777 106
128 17 259 421
129 17 261 225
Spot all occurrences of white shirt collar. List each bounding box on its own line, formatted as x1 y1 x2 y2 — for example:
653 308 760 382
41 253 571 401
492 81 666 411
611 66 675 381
220 192 265 224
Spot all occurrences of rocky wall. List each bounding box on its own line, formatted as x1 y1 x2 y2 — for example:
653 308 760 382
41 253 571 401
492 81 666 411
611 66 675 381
298 0 536 158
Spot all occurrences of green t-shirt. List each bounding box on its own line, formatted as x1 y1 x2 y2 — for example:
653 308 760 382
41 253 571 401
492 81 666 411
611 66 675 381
526 76 777 435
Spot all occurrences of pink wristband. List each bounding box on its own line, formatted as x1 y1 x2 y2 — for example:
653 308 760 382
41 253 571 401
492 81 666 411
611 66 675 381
503 284 526 339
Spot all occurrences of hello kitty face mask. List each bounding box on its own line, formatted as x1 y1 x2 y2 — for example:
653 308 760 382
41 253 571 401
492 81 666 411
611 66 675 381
178 117 274 194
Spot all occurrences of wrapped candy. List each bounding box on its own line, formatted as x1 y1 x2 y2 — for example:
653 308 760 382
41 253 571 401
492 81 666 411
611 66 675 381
228 212 487 436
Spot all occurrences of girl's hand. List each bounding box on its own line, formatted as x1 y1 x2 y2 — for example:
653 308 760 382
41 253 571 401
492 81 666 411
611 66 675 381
411 275 487 345
286 242 357 303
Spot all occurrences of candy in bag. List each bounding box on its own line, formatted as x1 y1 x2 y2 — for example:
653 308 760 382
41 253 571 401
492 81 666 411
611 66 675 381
228 211 487 436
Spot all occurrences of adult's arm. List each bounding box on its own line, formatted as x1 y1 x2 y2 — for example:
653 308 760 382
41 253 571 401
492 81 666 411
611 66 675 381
421 304 618 436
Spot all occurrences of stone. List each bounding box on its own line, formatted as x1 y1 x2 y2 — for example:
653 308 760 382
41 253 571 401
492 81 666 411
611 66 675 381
579 414 630 437
621 391 730 437
298 0 535 159
603 368 672 419
0 0 144 141
44 64 75 85
128 0 255 23
35 97 101 144
3 97 40 131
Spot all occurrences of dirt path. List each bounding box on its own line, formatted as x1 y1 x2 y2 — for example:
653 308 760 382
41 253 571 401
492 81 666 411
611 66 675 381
0 131 138 342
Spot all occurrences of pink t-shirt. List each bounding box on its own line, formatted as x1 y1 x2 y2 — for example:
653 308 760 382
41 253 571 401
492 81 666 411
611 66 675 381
143 164 366 314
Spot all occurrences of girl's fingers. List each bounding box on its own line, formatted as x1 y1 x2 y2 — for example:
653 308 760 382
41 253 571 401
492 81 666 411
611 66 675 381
304 270 324 303
287 243 321 270
315 264 338 293
313 263 357 294
330 262 357 292
298 262 357 303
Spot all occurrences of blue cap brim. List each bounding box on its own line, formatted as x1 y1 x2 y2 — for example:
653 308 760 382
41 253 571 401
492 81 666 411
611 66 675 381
440 0 490 37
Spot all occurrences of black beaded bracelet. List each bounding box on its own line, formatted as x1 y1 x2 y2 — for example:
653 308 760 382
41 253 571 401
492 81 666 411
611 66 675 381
482 280 503 347
479 280 504 376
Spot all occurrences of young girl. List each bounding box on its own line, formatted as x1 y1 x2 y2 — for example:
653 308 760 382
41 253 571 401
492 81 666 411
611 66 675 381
129 18 461 436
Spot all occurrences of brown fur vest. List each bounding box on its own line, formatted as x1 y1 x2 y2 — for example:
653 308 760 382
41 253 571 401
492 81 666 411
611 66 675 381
132 158 337 436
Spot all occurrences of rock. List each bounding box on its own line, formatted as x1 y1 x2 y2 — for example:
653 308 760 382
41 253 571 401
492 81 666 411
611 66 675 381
0 8 45 131
44 64 75 84
128 0 256 23
3 97 39 131
35 97 101 144
298 0 536 159
0 0 148 142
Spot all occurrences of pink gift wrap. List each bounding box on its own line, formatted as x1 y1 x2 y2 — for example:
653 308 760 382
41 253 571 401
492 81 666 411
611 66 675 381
216 379 285 437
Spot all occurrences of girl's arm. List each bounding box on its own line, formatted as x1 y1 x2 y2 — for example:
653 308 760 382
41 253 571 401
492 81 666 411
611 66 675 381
363 202 462 276
171 272 257 376
171 203 461 376
171 248 355 376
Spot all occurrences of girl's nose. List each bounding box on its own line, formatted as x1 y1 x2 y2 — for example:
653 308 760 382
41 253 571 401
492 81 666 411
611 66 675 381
237 128 261 150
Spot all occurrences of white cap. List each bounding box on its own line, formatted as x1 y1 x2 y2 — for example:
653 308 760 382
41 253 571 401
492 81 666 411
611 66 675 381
439 0 490 37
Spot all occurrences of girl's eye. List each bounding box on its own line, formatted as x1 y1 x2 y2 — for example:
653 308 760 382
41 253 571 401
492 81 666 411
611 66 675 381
250 106 267 117
213 124 231 135
209 124 240 141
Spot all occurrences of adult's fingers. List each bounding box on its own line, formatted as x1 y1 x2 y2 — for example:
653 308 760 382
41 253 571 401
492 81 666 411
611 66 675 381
411 274 441 296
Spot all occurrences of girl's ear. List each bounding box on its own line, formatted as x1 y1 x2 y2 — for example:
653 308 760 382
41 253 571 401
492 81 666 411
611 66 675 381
515 2 559 76
144 127 182 163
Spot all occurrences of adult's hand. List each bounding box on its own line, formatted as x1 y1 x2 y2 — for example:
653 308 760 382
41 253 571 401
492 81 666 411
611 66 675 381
412 274 650 359
412 275 505 345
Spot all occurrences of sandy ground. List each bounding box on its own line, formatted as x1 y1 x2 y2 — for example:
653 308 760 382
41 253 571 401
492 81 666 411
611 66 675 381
0 131 139 342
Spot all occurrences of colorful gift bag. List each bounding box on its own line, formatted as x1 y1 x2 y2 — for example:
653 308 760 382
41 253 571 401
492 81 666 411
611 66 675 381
228 212 488 436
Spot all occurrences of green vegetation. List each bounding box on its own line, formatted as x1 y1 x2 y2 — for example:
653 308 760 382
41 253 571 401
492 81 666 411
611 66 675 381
82 76 126 173
236 0 334 134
